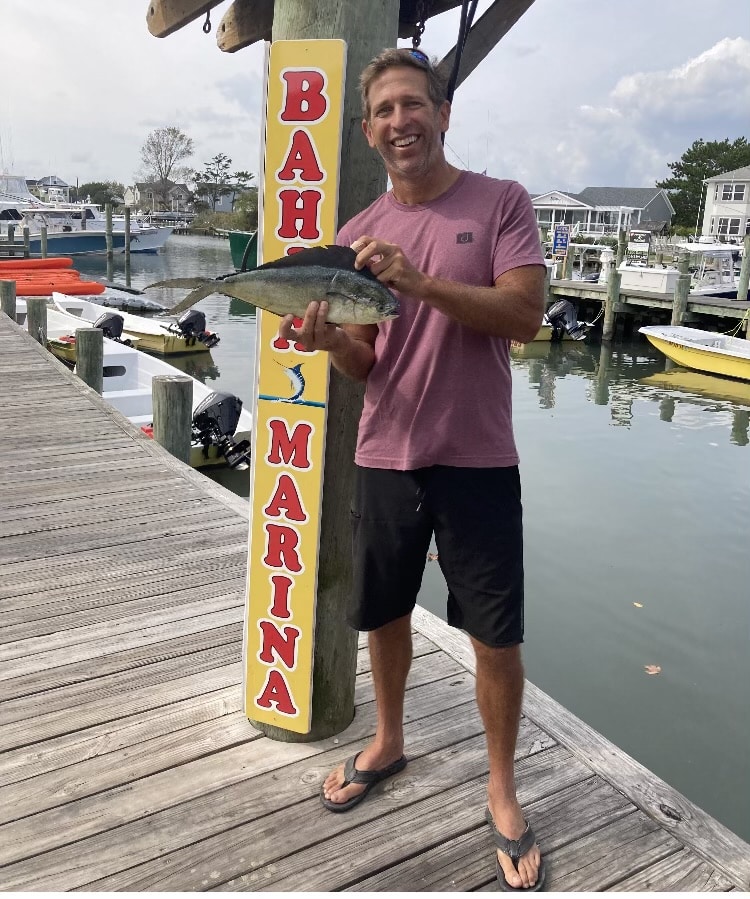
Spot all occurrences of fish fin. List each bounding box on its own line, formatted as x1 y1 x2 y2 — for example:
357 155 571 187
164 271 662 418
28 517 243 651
168 285 219 315
257 245 380 278
146 278 211 290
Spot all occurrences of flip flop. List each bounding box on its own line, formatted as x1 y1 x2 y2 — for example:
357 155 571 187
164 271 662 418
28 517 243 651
485 806 546 892
320 751 407 813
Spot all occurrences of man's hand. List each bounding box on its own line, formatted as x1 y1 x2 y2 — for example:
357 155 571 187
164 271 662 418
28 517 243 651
278 300 346 354
351 236 426 296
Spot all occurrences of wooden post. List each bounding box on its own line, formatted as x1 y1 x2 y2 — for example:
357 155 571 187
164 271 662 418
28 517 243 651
22 226 30 258
124 207 132 265
252 0 399 742
671 273 691 326
616 229 627 266
0 280 16 320
737 234 750 307
40 226 48 258
563 244 574 280
26 297 48 346
7 225 16 257
602 269 621 342
152 375 193 465
105 202 114 282
75 329 104 394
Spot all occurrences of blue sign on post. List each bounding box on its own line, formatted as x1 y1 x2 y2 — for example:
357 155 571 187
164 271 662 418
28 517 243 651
553 224 571 258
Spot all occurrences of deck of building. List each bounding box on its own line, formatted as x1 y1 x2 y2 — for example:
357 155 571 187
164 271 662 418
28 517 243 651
1 311 748 892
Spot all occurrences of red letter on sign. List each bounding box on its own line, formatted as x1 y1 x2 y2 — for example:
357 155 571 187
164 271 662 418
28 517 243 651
277 130 325 183
258 620 301 669
267 419 313 469
264 523 303 573
255 669 299 716
269 574 294 619
280 70 327 123
277 189 322 241
264 473 308 522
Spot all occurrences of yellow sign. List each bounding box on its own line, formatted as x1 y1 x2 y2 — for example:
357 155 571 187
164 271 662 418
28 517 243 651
244 39 346 734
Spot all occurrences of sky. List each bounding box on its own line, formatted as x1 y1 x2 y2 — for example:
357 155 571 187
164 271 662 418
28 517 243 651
2 1 749 198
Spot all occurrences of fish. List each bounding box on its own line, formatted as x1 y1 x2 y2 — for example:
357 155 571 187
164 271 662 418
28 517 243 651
147 245 400 325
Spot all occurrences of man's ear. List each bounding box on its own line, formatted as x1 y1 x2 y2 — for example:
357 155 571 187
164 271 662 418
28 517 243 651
440 100 451 134
362 117 376 148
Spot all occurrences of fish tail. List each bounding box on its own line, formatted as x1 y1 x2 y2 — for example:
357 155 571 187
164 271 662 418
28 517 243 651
146 278 210 290
168 285 219 314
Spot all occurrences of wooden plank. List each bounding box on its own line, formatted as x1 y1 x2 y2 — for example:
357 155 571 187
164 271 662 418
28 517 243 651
216 0 274 52
146 0 225 37
412 607 750 889
608 847 736 891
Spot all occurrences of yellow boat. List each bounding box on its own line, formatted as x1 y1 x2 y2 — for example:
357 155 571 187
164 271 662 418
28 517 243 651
639 325 750 382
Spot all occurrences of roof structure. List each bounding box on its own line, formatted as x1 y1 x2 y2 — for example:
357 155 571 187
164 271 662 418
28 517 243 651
576 186 665 209
704 165 750 183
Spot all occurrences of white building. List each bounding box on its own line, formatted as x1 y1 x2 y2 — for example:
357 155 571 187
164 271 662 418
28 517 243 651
531 187 674 238
701 165 750 241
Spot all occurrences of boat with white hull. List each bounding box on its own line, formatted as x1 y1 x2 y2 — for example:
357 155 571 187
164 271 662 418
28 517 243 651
51 293 219 355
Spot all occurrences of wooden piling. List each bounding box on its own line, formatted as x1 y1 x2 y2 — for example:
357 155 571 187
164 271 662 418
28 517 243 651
0 280 16 320
124 207 131 267
75 328 103 394
40 226 48 258
152 375 193 465
7 225 16 256
23 227 30 257
671 252 691 326
105 203 114 282
25 297 48 346
563 244 574 279
602 269 621 342
737 234 750 307
616 229 627 266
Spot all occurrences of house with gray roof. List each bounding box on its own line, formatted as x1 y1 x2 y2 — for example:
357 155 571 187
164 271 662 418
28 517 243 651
531 186 675 237
124 181 193 213
700 165 750 241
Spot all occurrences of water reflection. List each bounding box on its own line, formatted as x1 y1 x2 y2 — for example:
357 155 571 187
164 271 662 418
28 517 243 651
168 352 222 384
513 339 750 445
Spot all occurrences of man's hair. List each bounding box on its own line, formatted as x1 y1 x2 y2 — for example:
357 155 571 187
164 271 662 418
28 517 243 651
359 47 448 120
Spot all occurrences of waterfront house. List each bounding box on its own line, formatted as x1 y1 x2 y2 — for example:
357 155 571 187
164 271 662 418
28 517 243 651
27 175 72 203
532 186 674 238
700 165 750 241
124 180 193 213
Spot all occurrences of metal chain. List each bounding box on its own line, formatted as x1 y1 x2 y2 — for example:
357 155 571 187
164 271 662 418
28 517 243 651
202 10 212 34
412 0 429 48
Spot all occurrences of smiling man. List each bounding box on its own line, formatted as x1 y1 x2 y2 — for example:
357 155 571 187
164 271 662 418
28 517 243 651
278 47 547 891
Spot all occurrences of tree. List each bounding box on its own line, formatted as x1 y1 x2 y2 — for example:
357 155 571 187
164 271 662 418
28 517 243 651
72 181 125 207
657 137 750 230
229 170 254 212
194 152 233 212
139 126 194 211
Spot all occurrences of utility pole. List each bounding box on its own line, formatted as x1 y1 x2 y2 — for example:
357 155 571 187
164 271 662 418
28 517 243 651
251 1 400 742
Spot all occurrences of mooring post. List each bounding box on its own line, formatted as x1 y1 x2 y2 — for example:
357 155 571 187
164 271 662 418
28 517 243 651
26 297 48 346
602 268 621 342
105 202 114 282
7 225 16 257
0 280 16 320
737 234 750 311
671 252 691 326
22 227 30 258
152 375 193 465
563 244 574 280
124 207 131 266
40 227 48 258
616 229 627 266
76 328 103 394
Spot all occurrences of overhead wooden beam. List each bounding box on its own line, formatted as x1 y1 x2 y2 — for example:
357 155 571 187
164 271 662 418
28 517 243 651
435 0 536 90
146 0 226 38
398 0 463 39
217 0 274 52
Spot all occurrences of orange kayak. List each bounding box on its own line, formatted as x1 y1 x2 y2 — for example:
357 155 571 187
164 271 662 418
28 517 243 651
0 257 74 271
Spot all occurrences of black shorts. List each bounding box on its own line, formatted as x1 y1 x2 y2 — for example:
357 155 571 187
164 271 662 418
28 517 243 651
349 465 524 647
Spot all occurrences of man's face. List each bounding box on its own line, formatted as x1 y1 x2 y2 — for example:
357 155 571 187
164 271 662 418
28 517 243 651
362 66 450 179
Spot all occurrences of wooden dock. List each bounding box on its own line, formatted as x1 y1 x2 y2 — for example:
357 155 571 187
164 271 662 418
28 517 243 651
1 311 748 892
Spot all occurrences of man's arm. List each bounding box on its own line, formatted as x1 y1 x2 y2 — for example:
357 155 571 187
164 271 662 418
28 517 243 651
277 301 377 382
352 237 545 343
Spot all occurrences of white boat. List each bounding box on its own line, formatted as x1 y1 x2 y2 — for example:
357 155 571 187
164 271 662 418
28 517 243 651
639 325 750 381
16 300 251 469
51 293 219 355
0 174 170 256
620 246 740 300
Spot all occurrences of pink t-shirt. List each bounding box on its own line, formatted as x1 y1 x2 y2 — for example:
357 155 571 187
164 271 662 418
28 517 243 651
337 171 544 470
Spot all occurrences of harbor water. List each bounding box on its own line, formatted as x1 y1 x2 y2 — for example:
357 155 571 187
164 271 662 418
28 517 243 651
78 235 750 842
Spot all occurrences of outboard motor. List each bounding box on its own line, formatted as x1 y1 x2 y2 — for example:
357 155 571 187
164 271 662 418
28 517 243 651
544 299 588 341
169 309 220 348
92 312 134 345
191 391 250 469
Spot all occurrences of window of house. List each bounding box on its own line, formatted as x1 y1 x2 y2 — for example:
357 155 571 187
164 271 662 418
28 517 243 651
721 184 745 201
716 217 741 236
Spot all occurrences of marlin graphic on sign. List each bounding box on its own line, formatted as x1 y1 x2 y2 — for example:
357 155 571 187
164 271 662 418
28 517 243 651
276 361 306 402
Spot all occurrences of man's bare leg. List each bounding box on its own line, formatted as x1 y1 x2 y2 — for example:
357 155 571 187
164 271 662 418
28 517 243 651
472 639 542 890
322 613 412 805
